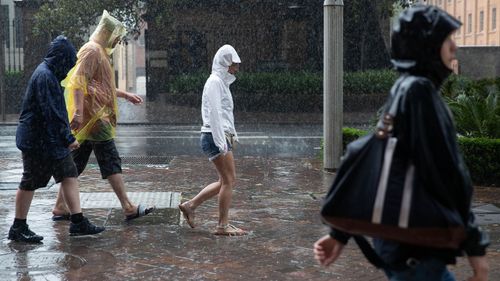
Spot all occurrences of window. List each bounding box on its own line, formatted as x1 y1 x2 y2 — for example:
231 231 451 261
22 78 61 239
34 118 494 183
480 11 484 32
14 7 23 48
138 32 145 46
493 8 497 30
0 5 9 47
468 13 472 33
457 16 462 35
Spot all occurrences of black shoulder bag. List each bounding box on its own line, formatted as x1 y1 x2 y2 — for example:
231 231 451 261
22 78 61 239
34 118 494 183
321 76 466 252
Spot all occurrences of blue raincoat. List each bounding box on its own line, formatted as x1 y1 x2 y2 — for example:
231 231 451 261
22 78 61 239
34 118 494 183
16 35 77 160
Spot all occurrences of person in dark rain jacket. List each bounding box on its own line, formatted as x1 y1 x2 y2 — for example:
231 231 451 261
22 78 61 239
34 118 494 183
314 6 489 281
9 35 104 243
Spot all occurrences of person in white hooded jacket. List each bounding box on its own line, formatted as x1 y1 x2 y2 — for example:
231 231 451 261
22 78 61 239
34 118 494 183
179 45 247 236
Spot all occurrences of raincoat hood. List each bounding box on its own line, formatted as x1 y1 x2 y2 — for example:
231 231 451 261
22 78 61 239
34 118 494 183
90 10 127 55
391 5 461 86
211 45 241 85
43 35 76 82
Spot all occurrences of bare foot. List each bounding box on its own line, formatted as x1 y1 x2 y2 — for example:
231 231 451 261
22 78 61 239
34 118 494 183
178 202 196 228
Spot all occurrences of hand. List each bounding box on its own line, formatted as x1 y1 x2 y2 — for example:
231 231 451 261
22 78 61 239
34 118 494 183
467 256 488 281
70 113 83 131
68 140 80 151
220 144 228 155
314 235 345 267
126 93 144 105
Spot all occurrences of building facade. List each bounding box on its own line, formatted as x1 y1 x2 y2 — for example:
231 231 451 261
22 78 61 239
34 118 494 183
426 0 500 46
1 0 24 71
113 28 146 95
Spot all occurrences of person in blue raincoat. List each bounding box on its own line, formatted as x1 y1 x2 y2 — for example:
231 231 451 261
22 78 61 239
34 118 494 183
9 36 105 243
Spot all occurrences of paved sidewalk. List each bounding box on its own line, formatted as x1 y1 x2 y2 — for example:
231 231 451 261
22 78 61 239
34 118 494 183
0 156 499 280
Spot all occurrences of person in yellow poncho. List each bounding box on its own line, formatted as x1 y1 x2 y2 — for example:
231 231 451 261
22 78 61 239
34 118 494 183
51 10 154 221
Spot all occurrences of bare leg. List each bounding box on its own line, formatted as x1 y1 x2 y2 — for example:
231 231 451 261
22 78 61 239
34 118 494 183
15 189 35 219
187 181 222 209
107 173 136 216
59 177 81 214
179 170 221 228
212 152 236 226
53 189 69 215
179 152 236 228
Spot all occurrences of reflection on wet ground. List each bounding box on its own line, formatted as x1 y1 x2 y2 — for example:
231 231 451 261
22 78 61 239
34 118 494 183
0 124 499 280
0 124 324 159
0 156 498 280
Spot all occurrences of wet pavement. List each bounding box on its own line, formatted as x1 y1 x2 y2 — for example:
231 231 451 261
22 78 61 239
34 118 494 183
0 124 499 280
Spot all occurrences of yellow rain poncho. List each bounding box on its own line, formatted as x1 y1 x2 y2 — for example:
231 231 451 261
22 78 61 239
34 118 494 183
63 10 127 143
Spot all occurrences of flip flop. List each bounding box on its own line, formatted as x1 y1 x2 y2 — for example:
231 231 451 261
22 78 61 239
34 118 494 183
178 203 195 228
125 204 155 221
52 214 71 221
213 224 248 236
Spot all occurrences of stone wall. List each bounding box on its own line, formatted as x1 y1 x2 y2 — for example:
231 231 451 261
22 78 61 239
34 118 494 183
457 46 500 79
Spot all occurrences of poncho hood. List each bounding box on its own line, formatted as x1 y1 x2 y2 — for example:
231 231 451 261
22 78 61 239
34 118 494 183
90 10 127 55
211 44 241 85
391 5 461 86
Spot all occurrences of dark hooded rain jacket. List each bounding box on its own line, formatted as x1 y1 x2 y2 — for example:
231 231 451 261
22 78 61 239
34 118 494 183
329 5 489 267
16 36 77 160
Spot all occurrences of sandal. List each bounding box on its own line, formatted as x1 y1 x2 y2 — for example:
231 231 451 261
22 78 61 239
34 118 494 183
51 213 71 221
178 203 195 228
213 224 248 236
125 204 156 221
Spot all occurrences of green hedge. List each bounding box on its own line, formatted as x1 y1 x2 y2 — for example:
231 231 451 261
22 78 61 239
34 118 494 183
343 70 397 96
342 127 369 148
328 128 499 186
167 70 396 112
4 71 24 114
458 137 500 186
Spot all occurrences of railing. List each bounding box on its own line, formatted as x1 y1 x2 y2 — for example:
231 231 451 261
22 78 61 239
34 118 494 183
1 15 24 121
2 18 24 72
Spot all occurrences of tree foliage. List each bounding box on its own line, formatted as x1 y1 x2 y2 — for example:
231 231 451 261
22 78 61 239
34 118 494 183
33 0 146 47
395 0 416 8
446 86 500 139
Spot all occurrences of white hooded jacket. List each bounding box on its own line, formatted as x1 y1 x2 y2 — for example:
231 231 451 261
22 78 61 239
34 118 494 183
201 45 241 153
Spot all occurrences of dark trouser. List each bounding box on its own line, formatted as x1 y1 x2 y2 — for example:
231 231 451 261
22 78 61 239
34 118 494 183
19 153 78 190
72 139 122 179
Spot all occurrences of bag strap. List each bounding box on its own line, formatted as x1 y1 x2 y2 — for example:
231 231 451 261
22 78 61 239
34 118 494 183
353 236 403 271
375 75 417 139
356 75 420 271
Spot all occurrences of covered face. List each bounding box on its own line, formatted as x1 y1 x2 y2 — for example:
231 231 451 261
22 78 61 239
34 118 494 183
391 5 461 84
44 35 77 82
89 10 127 55
211 45 241 85
212 45 241 71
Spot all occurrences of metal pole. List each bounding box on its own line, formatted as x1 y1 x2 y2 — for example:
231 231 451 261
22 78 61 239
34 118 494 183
323 0 343 172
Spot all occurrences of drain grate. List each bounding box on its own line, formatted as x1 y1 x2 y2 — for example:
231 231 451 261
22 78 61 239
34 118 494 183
88 155 173 165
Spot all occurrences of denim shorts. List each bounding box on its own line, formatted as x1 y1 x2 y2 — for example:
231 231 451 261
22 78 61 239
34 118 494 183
200 133 232 161
384 258 455 281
